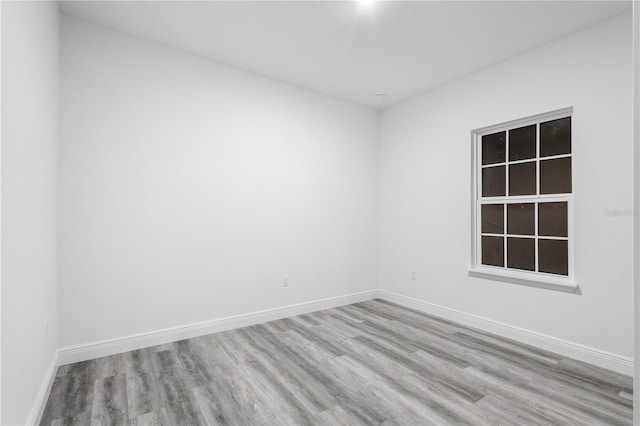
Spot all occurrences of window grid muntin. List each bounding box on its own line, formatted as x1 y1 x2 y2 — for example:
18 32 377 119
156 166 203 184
478 198 570 275
477 113 572 277
504 130 509 265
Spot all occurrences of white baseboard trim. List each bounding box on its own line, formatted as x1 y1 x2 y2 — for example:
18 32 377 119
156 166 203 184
26 350 59 426
58 290 378 365
57 288 633 377
376 290 634 376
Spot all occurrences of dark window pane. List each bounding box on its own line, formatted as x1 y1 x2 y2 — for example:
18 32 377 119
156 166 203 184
540 157 571 194
482 204 504 234
539 202 568 237
540 117 571 157
482 132 506 165
507 237 535 271
507 203 535 235
482 166 505 197
509 125 536 161
539 239 569 275
482 236 504 267
509 162 536 196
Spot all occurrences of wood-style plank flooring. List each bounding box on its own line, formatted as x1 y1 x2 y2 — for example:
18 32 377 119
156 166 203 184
40 299 633 425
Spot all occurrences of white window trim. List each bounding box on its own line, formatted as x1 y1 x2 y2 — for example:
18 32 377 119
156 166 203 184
469 107 578 292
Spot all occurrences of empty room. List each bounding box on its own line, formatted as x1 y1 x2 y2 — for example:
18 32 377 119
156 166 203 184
2 0 639 425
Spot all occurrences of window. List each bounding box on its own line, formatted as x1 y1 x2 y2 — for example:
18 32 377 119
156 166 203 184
470 108 576 289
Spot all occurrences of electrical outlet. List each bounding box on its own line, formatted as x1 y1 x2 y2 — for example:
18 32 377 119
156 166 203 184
283 275 289 287
411 270 417 280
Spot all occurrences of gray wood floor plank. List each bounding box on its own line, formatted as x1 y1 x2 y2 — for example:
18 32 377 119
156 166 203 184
94 354 129 381
91 373 129 425
55 365 69 378
475 393 563 426
559 357 632 388
174 339 215 389
234 327 333 415
41 299 633 425
363 319 471 368
226 329 316 424
452 331 561 368
191 367 255 426
211 330 293 425
336 353 481 425
240 325 344 413
348 301 399 321
352 334 485 403
309 311 363 338
127 408 170 426
552 357 633 395
620 390 634 400
313 404 366 426
49 409 91 426
286 324 468 424
153 350 207 425
331 306 366 323
272 329 388 424
296 313 323 327
125 348 163 420
465 364 631 425
44 359 98 424
40 376 67 425
452 339 634 423
285 320 348 358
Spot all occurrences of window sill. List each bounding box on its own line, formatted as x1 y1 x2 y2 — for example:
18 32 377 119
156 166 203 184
468 266 579 293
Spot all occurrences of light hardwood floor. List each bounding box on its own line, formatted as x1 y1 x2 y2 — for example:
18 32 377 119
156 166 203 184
40 299 633 425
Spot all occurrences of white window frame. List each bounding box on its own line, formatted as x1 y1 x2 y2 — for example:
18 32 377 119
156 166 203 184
469 107 578 291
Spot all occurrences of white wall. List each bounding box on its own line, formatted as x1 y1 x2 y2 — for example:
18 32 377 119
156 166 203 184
1 1 59 424
378 12 634 359
58 16 379 348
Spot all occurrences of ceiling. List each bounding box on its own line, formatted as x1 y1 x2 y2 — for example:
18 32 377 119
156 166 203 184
59 1 631 109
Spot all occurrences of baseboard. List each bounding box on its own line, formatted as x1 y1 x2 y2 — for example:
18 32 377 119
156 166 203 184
58 290 378 365
57 288 633 376
377 290 634 376
26 350 58 426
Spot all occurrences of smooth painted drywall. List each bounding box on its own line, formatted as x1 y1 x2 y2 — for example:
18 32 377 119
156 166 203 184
58 16 378 348
379 12 634 358
1 1 59 424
